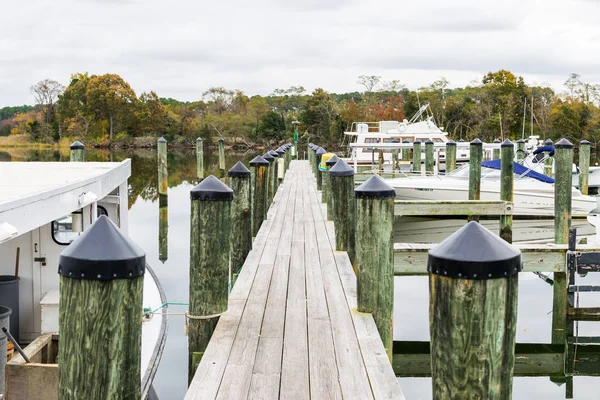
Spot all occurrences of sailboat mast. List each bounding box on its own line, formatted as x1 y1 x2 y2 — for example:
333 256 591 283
522 97 527 140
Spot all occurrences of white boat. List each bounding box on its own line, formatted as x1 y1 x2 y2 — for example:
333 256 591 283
386 157 597 217
574 166 600 194
0 161 167 399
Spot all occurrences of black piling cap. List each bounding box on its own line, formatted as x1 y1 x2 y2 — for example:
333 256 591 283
402 139 410 143
196 137 202 142
425 140 434 145
459 138 465 142
316 147 326 156
355 175 396 199
325 154 340 166
219 137 224 143
581 139 591 145
544 138 553 146
249 155 269 166
276 147 285 155
414 140 422 145
517 139 525 144
190 175 234 201
446 140 455 146
263 152 275 162
493 138 501 143
70 141 84 150
427 221 522 280
58 215 145 281
471 138 483 146
329 158 354 177
228 161 251 178
158 137 166 143
501 139 514 147
392 138 399 143
555 138 573 149
269 150 279 158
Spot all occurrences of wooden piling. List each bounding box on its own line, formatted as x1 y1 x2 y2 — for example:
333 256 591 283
355 176 395 360
500 139 514 243
269 150 280 192
250 156 269 236
445 140 456 173
276 147 285 185
324 155 339 219
516 139 526 163
58 216 144 400
391 138 399 174
263 152 275 206
330 159 356 263
158 137 168 195
69 141 84 162
196 137 204 179
579 140 591 195
378 148 384 174
493 138 501 160
188 175 233 382
228 161 252 278
402 139 410 167
429 221 520 400
425 140 434 175
552 138 573 346
316 147 326 190
544 139 554 177
414 140 422 174
159 194 168 263
468 138 483 222
218 137 225 171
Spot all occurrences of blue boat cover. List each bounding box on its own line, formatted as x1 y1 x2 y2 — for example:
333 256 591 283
481 159 555 184
533 145 555 156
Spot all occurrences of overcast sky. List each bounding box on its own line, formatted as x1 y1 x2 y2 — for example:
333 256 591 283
1 0 599 106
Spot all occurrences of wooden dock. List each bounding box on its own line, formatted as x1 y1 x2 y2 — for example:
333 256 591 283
185 160 403 399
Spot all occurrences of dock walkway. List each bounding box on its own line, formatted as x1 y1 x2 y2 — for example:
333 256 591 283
186 160 403 399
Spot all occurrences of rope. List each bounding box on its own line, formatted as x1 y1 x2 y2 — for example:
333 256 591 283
185 311 223 320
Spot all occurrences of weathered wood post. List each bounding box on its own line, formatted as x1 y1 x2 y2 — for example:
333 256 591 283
402 139 410 168
468 138 483 222
58 215 145 400
500 139 514 243
316 147 326 190
425 140 434 175
413 140 422 174
159 193 168 263
196 137 204 179
330 159 356 264
516 139 526 163
579 139 591 195
445 140 456 173
552 138 573 346
544 138 554 177
309 144 316 176
391 138 399 175
378 148 384 174
250 156 269 236
276 147 285 183
355 176 395 360
158 137 168 196
263 152 275 206
188 175 233 381
493 138 501 160
69 141 84 162
324 154 339 218
228 161 252 278
429 221 520 400
218 137 226 171
269 150 280 193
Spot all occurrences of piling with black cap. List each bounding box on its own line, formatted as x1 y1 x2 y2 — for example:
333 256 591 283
158 137 168 195
218 137 225 171
445 140 456 173
516 139 526 163
414 140 423 174
263 152 275 206
425 140 434 175
355 175 395 360
229 162 252 276
250 156 269 236
544 138 554 176
309 144 315 174
330 159 356 264
468 138 483 222
69 140 84 162
493 138 501 160
402 139 410 166
579 140 591 195
378 148 384 174
159 193 168 263
284 144 292 172
429 221 520 399
276 147 285 183
316 147 326 190
269 150 280 194
188 175 233 381
323 154 339 217
58 215 145 399
196 137 204 179
500 139 514 243
391 138 399 176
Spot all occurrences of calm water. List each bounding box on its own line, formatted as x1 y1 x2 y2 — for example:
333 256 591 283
3 147 600 399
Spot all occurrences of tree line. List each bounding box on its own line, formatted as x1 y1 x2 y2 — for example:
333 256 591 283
1 70 599 147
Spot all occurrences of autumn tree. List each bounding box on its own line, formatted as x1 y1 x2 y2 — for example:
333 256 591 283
31 79 65 124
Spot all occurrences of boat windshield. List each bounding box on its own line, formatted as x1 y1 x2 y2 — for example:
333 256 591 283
446 163 502 179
